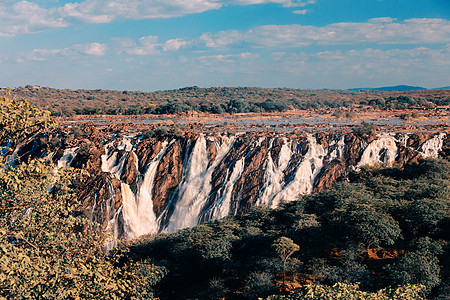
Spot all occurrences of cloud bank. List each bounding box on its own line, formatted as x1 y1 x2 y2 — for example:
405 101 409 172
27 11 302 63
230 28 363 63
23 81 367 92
0 0 316 37
198 18 450 49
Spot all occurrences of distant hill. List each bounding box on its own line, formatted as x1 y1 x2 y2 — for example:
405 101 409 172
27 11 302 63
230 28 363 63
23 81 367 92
435 86 450 90
348 85 427 91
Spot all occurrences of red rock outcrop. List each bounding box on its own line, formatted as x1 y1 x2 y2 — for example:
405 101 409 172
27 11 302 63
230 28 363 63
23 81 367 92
120 152 139 191
343 133 364 166
233 138 270 213
135 138 162 173
152 140 183 215
313 159 347 192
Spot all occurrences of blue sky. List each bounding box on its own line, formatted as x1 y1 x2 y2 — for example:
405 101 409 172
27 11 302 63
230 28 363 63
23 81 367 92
1 0 449 91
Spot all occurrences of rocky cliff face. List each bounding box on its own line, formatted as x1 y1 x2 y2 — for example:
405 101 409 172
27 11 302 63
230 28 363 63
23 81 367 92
8 127 448 248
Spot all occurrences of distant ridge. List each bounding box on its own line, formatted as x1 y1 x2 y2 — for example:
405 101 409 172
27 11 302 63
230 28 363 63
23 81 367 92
435 86 450 90
348 85 427 91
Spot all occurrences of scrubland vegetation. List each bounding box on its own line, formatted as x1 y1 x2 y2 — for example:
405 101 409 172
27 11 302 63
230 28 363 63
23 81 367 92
0 93 164 299
6 86 450 116
0 91 448 299
130 157 449 299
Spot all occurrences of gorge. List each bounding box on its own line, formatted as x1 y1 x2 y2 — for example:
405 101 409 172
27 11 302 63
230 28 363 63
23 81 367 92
13 125 448 249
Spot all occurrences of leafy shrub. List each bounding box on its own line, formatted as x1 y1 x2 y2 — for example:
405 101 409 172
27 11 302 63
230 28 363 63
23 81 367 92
352 122 377 137
265 283 425 300
244 271 277 298
386 251 441 293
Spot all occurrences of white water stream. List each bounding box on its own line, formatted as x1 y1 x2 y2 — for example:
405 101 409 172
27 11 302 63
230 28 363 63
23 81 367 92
85 131 446 245
57 147 78 168
357 134 398 168
165 135 234 232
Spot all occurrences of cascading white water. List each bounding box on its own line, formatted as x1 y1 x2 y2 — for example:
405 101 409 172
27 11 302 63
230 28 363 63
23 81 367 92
103 179 122 251
268 134 327 207
93 131 447 245
328 136 345 161
210 156 245 220
397 133 409 148
101 138 133 177
420 133 446 158
257 138 293 207
165 135 234 232
357 134 398 168
121 141 169 239
57 147 78 168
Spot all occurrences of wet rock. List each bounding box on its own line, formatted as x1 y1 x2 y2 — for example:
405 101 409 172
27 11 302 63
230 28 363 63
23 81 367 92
206 138 218 168
78 174 123 233
407 132 434 149
120 152 139 192
135 138 162 173
396 145 421 165
152 140 183 215
70 141 103 173
232 140 270 213
314 159 347 192
209 136 250 203
270 136 285 164
343 133 364 166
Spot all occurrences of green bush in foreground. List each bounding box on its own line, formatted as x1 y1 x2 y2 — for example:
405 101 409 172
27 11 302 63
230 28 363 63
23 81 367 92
0 93 164 299
265 283 425 300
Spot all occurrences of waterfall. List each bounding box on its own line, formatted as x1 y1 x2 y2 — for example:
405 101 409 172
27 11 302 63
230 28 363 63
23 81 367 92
420 133 446 158
165 135 234 232
103 178 122 251
57 147 78 168
86 131 447 245
268 134 327 207
357 134 398 168
209 156 245 220
397 133 409 148
101 138 133 177
99 137 170 240
257 138 293 207
328 135 345 161
122 141 169 239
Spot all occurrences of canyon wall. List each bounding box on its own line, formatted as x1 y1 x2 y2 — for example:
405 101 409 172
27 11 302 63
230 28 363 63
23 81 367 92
10 128 449 249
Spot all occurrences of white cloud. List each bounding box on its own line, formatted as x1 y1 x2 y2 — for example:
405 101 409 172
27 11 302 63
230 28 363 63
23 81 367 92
200 30 245 48
229 0 315 7
0 0 318 37
193 52 259 65
163 38 190 51
19 42 107 61
266 46 450 88
196 18 450 49
0 1 67 37
121 35 162 55
57 0 223 22
292 9 307 15
111 18 450 58
368 17 396 23
74 43 108 56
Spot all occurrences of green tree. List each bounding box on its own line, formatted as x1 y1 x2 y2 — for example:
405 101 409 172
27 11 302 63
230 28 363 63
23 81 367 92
272 236 300 287
330 204 401 255
0 90 55 144
386 251 441 293
0 93 163 299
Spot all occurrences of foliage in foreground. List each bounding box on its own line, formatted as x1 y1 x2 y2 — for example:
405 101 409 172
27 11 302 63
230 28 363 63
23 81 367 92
265 283 425 300
0 94 164 299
